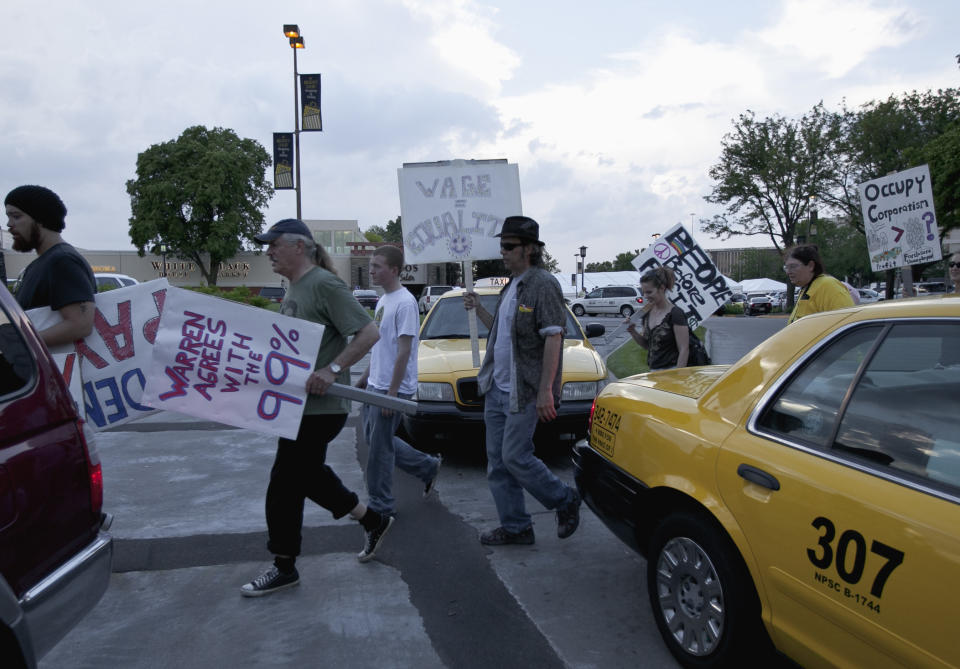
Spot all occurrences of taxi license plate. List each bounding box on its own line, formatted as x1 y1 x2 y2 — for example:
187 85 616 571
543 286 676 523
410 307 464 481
592 425 616 457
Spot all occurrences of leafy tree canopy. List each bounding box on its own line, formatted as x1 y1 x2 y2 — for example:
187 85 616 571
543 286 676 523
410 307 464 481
585 249 639 273
365 216 403 244
126 125 272 286
702 103 838 257
823 88 960 233
913 119 960 236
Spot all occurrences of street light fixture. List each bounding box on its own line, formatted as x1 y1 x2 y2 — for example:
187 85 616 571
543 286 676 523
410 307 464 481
159 243 168 277
283 24 305 219
579 245 587 295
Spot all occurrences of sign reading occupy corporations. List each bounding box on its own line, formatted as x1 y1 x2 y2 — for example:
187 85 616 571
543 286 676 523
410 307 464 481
397 160 522 264
631 224 732 329
141 287 322 439
858 164 941 272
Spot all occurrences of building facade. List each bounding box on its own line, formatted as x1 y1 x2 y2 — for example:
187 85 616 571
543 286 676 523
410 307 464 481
2 219 454 294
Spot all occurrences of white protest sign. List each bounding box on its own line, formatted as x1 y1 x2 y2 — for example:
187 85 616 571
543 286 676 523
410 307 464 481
29 279 170 430
858 164 941 271
141 287 322 439
631 224 732 328
397 161 522 264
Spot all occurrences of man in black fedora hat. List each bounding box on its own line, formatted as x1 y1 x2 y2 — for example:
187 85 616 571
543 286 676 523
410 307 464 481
463 215 582 546
5 185 95 346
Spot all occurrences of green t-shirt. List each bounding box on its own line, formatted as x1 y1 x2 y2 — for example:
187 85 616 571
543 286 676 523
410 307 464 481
279 266 372 414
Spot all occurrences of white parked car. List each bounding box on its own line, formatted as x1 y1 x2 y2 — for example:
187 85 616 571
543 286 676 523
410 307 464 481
418 285 454 314
570 285 644 317
858 288 881 303
94 273 139 291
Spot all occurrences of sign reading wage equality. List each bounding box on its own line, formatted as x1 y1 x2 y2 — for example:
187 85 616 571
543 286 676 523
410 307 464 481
397 161 522 264
858 164 941 272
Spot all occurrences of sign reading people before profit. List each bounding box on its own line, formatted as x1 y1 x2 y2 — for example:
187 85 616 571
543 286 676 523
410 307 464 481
631 224 733 329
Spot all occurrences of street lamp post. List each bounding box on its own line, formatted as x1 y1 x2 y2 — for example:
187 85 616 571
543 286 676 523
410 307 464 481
283 24 305 219
159 243 168 278
579 245 587 296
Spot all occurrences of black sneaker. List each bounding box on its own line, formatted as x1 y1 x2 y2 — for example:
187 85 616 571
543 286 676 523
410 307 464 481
358 515 395 563
240 566 299 597
479 526 535 546
423 456 442 498
556 488 582 539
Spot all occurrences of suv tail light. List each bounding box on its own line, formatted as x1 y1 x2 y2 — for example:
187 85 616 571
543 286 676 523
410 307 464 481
636 297 644 304
78 419 103 514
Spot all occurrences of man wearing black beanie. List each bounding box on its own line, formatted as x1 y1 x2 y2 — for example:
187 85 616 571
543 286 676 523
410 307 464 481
5 185 96 346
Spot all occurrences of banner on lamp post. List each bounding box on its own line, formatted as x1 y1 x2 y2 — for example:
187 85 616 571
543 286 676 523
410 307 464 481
273 133 294 189
300 74 322 131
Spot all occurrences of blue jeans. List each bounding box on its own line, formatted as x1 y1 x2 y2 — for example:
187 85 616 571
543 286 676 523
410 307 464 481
484 386 572 534
363 389 440 516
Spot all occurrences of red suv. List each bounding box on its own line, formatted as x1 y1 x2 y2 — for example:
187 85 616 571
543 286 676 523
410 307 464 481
0 287 112 667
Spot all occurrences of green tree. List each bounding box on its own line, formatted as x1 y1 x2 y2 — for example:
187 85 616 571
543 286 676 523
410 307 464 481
914 120 960 236
126 126 272 286
702 103 840 309
613 250 640 270
822 89 960 234
366 216 404 244
540 248 560 273
822 89 960 297
585 261 614 272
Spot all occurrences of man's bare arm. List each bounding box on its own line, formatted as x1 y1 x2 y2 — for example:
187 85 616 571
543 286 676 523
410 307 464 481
40 301 95 347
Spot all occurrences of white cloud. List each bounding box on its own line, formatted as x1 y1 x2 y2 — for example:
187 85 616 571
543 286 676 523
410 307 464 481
753 0 919 78
398 0 520 96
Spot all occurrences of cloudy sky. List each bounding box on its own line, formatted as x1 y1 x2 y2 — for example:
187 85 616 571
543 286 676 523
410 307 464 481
2 0 957 273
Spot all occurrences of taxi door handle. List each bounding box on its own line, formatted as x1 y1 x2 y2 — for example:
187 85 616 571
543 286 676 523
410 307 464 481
737 464 780 491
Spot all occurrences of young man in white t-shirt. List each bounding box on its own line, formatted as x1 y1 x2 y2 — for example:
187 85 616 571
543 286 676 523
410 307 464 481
356 245 441 561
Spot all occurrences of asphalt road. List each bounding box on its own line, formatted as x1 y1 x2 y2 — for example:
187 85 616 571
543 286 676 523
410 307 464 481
40 315 784 669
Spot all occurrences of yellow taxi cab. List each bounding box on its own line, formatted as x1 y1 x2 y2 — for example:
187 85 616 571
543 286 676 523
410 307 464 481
574 296 960 668
402 283 608 449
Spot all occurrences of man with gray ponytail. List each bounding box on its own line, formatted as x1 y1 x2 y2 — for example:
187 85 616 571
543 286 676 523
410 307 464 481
241 218 388 597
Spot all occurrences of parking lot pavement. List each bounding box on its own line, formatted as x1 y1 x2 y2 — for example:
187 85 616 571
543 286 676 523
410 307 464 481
42 398 677 668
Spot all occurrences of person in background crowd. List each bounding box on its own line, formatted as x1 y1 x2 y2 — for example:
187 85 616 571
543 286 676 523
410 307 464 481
241 218 388 597
841 280 861 305
5 185 95 346
626 267 690 370
356 245 441 560
785 244 855 324
949 251 960 295
463 215 581 546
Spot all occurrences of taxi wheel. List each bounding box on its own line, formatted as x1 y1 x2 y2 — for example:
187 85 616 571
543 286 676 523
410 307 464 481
620 305 634 318
647 512 766 667
572 305 585 317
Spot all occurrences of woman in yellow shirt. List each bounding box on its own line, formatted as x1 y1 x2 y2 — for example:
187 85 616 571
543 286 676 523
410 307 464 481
785 244 855 324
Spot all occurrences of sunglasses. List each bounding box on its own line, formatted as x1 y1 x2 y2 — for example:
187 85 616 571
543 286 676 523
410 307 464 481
950 262 960 268
500 242 523 251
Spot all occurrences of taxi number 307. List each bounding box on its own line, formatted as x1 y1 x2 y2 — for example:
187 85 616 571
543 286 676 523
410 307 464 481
807 516 904 598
